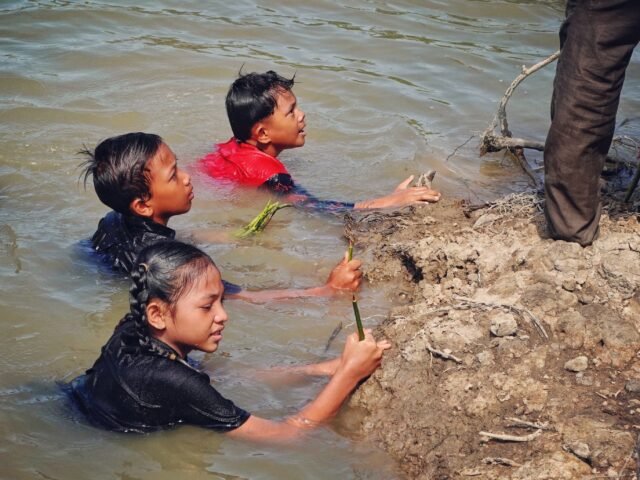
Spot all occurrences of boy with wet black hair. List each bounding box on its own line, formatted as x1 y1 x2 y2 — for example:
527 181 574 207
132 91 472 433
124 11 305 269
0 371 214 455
80 132 362 302
200 70 441 211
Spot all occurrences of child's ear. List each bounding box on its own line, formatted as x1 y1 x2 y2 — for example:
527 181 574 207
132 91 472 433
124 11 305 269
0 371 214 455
146 300 167 331
252 122 271 145
130 197 154 219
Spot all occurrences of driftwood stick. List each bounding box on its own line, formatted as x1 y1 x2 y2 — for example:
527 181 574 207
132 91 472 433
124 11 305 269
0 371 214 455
426 344 463 364
482 134 545 152
480 429 542 443
498 51 560 136
480 51 560 186
481 51 560 153
480 51 640 198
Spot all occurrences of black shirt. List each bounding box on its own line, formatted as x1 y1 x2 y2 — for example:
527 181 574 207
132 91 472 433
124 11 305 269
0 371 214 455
71 319 250 433
90 211 242 294
91 211 176 274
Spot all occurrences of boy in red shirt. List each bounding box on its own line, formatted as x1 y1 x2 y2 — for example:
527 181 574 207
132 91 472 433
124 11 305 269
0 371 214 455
200 71 440 211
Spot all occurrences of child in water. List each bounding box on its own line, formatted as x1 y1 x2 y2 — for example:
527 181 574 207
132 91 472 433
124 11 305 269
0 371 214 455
71 240 390 438
81 132 362 302
200 70 441 211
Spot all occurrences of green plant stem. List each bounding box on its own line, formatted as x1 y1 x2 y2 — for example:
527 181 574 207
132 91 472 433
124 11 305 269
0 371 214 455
347 242 365 341
352 297 365 341
234 199 291 238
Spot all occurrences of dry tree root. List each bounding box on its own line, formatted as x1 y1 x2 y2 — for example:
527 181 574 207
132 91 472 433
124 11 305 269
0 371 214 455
479 51 640 199
479 51 560 149
479 50 560 187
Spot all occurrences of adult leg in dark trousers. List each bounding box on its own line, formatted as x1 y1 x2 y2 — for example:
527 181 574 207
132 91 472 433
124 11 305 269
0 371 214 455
544 0 640 247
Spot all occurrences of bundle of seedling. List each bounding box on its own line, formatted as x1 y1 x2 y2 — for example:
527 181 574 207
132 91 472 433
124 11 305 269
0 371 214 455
234 199 291 238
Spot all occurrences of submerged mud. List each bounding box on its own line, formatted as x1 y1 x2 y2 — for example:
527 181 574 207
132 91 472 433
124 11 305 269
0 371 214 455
345 194 640 479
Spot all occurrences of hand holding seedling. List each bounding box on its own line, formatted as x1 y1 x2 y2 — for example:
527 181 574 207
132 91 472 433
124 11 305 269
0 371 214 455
347 243 365 341
326 251 362 292
339 329 391 380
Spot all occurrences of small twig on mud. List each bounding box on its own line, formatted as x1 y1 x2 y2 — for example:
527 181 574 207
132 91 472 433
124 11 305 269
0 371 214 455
479 429 542 443
506 417 554 431
595 392 609 400
426 344 463 364
324 321 343 353
452 295 548 339
482 457 522 467
460 469 482 477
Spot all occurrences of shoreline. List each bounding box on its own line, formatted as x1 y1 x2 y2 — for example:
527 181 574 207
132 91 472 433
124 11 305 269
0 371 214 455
345 194 640 479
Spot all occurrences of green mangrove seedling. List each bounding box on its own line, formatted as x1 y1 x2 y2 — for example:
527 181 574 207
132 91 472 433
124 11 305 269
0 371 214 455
348 243 365 341
235 199 291 238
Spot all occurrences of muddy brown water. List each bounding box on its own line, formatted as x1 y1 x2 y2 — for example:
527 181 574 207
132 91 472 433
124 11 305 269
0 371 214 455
1 1 639 479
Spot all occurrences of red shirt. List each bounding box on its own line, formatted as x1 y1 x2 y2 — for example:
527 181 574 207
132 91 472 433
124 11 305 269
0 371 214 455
199 137 290 186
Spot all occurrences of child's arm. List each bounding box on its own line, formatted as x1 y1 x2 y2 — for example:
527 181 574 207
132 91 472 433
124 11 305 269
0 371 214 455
264 175 439 212
254 358 340 386
227 330 391 441
353 175 441 209
225 253 362 303
271 358 340 377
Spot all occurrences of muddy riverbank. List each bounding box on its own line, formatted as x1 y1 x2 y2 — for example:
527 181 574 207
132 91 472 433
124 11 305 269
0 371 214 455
345 193 640 479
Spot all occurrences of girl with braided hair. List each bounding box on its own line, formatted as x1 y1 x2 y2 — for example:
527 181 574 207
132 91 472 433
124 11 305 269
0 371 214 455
71 240 391 439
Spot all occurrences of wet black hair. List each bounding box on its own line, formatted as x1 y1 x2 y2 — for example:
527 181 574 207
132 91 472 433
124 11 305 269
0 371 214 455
122 240 217 357
225 70 295 142
79 132 163 214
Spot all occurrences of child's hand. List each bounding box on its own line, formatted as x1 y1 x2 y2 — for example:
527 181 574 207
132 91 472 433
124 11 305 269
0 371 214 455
338 329 391 381
354 175 441 209
325 252 363 292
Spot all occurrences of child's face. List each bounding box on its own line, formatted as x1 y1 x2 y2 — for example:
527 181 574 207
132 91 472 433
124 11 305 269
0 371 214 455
261 89 306 152
145 143 194 224
163 264 227 357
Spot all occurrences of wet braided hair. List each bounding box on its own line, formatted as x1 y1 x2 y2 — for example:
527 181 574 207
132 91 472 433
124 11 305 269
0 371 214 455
120 240 216 358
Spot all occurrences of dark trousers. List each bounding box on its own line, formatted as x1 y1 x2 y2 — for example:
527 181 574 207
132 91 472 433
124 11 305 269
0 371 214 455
544 0 640 246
